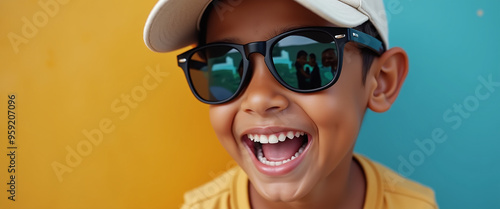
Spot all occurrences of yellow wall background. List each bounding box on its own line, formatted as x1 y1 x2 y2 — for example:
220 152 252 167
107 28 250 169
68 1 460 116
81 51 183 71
0 0 233 208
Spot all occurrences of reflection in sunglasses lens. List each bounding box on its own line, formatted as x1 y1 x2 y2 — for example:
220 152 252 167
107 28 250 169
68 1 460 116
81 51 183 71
272 32 339 90
187 31 341 103
189 46 243 102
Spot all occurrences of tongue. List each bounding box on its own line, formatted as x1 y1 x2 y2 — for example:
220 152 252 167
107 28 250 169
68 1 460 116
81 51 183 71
262 138 303 161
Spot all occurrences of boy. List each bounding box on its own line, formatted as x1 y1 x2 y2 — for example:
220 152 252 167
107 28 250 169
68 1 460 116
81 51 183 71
144 0 438 208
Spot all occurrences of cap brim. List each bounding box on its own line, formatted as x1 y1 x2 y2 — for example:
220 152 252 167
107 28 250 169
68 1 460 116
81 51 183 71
144 0 212 52
295 0 368 28
144 0 372 52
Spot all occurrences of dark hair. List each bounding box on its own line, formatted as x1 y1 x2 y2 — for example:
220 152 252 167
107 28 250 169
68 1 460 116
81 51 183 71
296 50 308 59
354 21 383 83
322 48 335 55
198 2 383 84
309 53 316 59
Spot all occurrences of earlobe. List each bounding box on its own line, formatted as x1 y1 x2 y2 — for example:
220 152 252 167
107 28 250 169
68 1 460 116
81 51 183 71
368 47 409 113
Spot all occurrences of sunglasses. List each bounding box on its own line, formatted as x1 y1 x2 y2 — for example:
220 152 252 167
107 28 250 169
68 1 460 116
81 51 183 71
177 27 385 104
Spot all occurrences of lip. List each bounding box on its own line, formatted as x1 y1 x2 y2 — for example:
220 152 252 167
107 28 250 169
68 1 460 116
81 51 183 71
241 127 313 176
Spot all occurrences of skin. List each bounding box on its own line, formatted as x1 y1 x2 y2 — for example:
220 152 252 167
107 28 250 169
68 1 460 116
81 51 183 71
297 55 307 67
309 54 317 67
206 0 409 208
297 55 310 78
322 49 337 68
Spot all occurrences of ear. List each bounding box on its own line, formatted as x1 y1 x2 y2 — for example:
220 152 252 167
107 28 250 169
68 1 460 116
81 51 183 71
367 47 409 113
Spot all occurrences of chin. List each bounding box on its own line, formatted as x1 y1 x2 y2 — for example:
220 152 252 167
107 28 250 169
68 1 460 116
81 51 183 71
248 171 316 203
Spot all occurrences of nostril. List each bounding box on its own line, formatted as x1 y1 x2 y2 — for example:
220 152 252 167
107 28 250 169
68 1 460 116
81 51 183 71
244 105 286 115
242 93 289 116
240 55 289 115
266 106 284 113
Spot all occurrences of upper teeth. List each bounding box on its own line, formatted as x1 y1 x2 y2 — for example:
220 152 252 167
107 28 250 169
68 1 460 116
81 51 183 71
248 131 305 144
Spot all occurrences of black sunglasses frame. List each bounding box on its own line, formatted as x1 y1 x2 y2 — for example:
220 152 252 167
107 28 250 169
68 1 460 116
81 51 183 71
177 27 385 104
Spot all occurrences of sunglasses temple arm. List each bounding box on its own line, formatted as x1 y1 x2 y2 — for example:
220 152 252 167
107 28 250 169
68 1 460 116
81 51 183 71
348 29 385 55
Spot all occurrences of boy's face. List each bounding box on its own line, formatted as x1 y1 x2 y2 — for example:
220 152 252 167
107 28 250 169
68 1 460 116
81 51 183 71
309 55 316 65
322 49 338 68
207 0 371 202
297 55 307 66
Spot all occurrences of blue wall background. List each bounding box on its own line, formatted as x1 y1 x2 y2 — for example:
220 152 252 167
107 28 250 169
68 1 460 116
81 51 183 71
355 0 500 208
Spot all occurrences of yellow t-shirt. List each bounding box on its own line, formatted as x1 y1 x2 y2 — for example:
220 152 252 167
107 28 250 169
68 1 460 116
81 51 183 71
180 154 438 209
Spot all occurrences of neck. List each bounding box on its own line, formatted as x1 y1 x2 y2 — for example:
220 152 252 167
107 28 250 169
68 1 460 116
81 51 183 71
249 153 366 209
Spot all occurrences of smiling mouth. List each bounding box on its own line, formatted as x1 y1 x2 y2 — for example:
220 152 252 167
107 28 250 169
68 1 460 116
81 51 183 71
245 131 309 167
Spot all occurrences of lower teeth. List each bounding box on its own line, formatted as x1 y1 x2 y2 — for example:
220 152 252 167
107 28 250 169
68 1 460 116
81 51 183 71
257 143 307 166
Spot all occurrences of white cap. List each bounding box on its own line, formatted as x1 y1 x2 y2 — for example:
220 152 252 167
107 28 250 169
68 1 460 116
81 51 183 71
144 0 388 52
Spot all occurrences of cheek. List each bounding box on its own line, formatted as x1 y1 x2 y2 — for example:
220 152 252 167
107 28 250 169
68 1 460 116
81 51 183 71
308 51 366 124
299 89 363 145
298 51 367 158
209 105 242 160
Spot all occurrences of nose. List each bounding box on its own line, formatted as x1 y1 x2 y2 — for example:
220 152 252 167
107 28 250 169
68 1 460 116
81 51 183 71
240 54 289 116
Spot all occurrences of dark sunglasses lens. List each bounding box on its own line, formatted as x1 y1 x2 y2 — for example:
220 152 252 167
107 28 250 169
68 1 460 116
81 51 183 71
272 31 339 90
188 46 243 102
